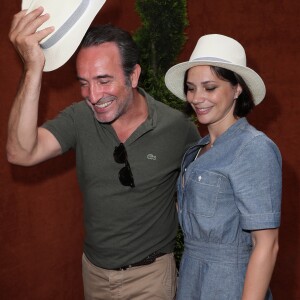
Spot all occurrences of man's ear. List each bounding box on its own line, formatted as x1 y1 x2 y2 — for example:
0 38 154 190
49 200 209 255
130 64 141 88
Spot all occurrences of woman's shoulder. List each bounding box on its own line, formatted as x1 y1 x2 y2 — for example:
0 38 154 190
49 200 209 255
234 121 281 163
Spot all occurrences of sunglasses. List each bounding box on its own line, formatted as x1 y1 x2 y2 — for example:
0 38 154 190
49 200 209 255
113 143 135 188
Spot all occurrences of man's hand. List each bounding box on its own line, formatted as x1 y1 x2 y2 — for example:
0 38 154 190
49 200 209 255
9 7 54 72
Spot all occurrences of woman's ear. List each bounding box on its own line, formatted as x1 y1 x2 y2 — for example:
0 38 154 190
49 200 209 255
234 84 243 99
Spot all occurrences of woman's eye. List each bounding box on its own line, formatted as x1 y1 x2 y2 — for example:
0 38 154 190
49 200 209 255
187 86 194 92
205 86 216 91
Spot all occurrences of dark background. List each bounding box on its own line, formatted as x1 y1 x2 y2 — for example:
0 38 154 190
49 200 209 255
1 1 299 299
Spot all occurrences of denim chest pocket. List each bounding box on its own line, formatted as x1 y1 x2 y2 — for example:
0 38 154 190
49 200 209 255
185 170 222 217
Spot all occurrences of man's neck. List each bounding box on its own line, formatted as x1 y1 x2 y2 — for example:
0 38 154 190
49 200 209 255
112 89 148 143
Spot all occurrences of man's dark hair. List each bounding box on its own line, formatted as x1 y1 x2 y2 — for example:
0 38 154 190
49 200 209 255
80 24 140 81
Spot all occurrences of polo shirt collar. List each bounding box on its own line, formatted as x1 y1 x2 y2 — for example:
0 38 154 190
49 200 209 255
97 87 157 144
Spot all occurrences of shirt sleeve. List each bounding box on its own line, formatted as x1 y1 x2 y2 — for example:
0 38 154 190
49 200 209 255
184 119 201 150
42 104 77 153
230 134 282 230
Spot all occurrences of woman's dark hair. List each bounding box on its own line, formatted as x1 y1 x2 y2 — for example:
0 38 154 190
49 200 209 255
80 24 140 83
184 66 255 117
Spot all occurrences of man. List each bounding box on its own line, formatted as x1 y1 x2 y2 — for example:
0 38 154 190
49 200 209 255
7 7 199 300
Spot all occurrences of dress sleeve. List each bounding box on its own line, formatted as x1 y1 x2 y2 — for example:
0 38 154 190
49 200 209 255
230 134 282 230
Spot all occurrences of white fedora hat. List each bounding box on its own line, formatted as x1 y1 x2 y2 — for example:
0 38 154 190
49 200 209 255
165 34 266 105
22 0 106 72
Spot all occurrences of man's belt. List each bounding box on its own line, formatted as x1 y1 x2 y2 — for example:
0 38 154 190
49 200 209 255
113 251 166 271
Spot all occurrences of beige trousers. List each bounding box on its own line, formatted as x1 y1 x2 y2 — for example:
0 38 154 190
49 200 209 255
82 253 177 300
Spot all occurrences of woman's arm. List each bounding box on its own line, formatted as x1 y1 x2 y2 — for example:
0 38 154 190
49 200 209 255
242 228 279 300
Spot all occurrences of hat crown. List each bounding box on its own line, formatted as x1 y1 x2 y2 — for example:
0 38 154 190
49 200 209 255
25 0 85 45
22 0 106 71
190 34 247 67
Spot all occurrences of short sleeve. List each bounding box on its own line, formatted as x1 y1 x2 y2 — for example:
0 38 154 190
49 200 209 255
42 104 77 153
184 118 200 151
230 134 282 230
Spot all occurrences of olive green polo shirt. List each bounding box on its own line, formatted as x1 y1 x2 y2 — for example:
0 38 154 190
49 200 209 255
43 88 200 269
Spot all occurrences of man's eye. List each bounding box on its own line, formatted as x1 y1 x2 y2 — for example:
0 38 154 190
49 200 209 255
98 80 110 85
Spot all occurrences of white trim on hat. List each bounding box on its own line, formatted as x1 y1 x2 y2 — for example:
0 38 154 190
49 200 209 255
23 0 106 72
165 34 266 105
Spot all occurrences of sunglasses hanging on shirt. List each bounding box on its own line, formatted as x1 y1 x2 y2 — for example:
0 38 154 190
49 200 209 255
113 143 135 188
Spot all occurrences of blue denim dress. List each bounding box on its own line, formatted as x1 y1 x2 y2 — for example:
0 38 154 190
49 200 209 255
176 118 282 300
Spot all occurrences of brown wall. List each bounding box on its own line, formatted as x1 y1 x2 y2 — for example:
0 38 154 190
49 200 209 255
0 0 299 299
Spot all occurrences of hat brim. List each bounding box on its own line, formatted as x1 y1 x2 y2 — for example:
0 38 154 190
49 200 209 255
165 59 266 105
24 0 106 72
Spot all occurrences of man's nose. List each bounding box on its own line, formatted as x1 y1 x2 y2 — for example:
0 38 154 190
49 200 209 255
89 83 104 104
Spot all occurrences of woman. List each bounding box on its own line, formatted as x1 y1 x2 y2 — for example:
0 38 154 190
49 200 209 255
165 34 282 299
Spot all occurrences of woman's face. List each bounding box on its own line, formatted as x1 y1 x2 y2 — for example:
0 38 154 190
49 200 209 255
186 65 241 129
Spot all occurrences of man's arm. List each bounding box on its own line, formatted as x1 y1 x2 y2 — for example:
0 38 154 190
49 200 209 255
7 7 62 166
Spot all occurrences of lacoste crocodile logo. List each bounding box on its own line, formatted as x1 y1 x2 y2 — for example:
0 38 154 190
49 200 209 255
147 154 157 160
